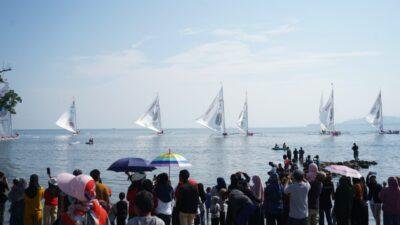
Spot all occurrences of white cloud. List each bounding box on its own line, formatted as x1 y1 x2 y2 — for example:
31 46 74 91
73 48 147 77
211 23 296 43
180 27 204 36
180 23 296 42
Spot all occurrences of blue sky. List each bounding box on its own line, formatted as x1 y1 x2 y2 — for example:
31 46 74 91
1 1 399 129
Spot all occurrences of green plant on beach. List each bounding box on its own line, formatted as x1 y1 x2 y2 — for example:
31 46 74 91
0 75 22 114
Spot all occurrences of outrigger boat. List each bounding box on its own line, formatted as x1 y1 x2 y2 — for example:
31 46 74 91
366 91 399 134
56 99 79 135
135 94 163 135
197 85 227 136
236 92 253 136
319 85 341 136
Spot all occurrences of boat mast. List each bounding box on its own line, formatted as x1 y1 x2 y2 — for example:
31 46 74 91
220 84 226 134
73 97 77 132
331 83 335 132
379 90 383 131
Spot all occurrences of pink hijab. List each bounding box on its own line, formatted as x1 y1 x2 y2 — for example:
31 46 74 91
306 163 318 182
250 175 264 201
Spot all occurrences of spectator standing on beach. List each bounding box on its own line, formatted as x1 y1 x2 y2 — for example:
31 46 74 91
127 172 146 218
196 183 206 225
90 169 110 208
114 192 128 225
210 196 221 225
175 170 199 225
367 172 383 225
287 149 292 161
379 177 400 225
0 171 9 225
293 148 299 162
250 175 264 202
319 174 334 225
43 178 58 225
127 191 164 225
306 164 323 225
205 187 212 224
24 174 45 225
334 177 353 225
153 173 174 225
211 178 227 225
351 181 369 225
8 178 26 225
352 143 359 161
56 173 110 225
299 148 305 162
284 169 311 225
226 184 252 225
263 171 284 225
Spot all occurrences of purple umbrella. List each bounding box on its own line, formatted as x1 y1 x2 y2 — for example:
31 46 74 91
108 157 156 172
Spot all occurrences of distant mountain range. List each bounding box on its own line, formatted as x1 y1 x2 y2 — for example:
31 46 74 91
307 116 400 127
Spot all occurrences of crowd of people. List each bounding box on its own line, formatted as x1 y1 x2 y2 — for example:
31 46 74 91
0 146 400 225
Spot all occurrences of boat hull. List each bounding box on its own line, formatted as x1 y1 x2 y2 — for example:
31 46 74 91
320 130 341 136
379 130 399 134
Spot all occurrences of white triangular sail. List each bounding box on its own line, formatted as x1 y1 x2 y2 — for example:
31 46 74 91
56 100 78 134
135 95 163 133
236 93 248 134
196 86 226 134
366 91 383 131
319 87 335 131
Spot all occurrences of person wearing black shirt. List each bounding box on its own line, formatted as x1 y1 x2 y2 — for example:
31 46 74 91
352 143 359 161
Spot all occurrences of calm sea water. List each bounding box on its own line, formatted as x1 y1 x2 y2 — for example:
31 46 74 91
1 126 399 222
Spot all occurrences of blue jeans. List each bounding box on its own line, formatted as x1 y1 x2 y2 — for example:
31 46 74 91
383 213 399 225
287 217 308 225
319 207 333 225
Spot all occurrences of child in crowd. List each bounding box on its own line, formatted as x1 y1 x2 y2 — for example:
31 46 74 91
205 187 212 224
116 192 128 225
210 196 220 225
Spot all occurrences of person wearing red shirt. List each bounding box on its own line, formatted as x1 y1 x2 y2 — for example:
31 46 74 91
43 178 58 225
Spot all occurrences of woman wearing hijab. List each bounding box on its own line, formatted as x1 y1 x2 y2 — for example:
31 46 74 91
263 172 283 225
8 178 26 225
24 174 45 225
56 173 109 225
306 163 323 225
334 177 354 225
251 176 264 202
379 177 400 225
351 181 368 225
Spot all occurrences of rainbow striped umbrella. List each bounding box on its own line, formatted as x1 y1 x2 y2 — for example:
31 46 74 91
150 149 191 176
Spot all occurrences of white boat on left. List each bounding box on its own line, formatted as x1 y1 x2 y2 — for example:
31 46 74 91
0 68 19 141
135 94 164 135
56 99 79 135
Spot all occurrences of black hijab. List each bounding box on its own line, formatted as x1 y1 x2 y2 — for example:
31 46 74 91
25 174 39 198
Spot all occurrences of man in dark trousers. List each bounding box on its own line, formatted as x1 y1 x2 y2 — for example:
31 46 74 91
352 143 359 161
299 147 305 162
175 170 199 225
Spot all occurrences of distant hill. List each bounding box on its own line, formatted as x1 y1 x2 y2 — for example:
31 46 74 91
339 116 400 125
306 116 400 128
